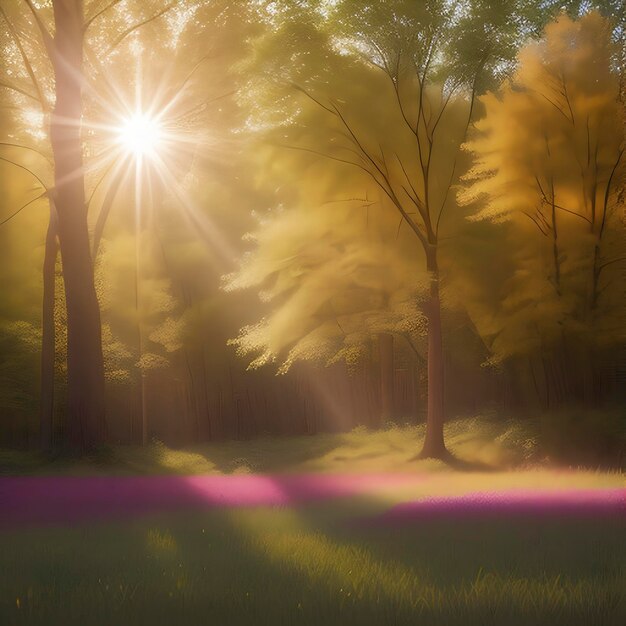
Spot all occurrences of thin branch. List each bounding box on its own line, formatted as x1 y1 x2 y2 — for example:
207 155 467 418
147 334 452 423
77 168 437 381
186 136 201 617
435 157 457 236
427 88 453 143
174 52 217 95
395 216 403 240
330 103 387 189
84 0 123 32
560 73 575 126
0 191 46 227
279 143 427 248
534 175 591 224
599 148 624 240
435 59 484 237
0 80 40 103
532 88 572 124
556 203 591 222
0 141 53 166
21 0 55 60
0 155 48 190
597 257 626 272
322 196 376 206
278 143 364 170
413 59 428 184
85 158 117 209
290 84 429 249
367 38 393 76
393 152 430 229
107 2 177 53
1 5 48 110
291 83 336 115
522 211 550 236
393 151 421 206
399 331 427 365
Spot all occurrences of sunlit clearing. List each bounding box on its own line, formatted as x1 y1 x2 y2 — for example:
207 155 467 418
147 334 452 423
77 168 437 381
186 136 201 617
118 113 161 157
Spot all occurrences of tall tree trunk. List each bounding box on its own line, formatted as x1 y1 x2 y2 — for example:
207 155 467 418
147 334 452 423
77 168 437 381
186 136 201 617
419 247 447 459
378 332 394 424
40 201 58 451
51 0 106 450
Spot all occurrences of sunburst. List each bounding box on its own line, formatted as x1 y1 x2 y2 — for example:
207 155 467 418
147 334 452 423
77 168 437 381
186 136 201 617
117 113 162 158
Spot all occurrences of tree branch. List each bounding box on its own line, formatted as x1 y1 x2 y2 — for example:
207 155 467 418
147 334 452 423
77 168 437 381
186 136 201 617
21 0 55 60
0 155 48 190
534 175 591 224
522 211 550 236
1 5 49 111
291 83 429 249
107 2 177 53
0 141 53 166
0 80 40 103
599 148 624 239
291 82 336 116
84 0 123 32
597 257 626 273
279 143 427 248
0 190 46 227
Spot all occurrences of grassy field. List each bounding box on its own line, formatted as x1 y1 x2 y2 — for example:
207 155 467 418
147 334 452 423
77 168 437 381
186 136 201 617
1 500 624 626
0 414 583 476
1 417 624 625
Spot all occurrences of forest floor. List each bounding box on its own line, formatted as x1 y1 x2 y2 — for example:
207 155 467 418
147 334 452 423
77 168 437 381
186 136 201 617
2 412 624 476
1 418 624 625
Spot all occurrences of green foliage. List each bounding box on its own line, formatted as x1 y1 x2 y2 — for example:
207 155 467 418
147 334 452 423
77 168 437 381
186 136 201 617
0 320 39 414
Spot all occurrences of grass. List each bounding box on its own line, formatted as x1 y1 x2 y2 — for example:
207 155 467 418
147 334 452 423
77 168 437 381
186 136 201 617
1 502 624 625
0 414 578 476
1 416 624 625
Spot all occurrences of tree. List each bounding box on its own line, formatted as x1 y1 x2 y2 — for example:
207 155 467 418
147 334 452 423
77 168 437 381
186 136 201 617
0 0 180 449
459 12 625 407
229 0 549 458
46 0 108 449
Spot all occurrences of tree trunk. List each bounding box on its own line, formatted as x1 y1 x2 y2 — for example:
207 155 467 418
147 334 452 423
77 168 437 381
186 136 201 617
40 201 58 451
419 247 447 459
412 360 421 422
378 332 394 424
51 0 106 450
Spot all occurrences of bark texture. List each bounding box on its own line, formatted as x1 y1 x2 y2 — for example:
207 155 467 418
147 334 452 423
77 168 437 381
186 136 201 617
378 332 394 423
51 0 106 449
419 247 447 459
40 200 58 450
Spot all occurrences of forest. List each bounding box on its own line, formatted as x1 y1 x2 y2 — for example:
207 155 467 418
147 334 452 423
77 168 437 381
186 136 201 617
0 0 624 459
0 1 625 625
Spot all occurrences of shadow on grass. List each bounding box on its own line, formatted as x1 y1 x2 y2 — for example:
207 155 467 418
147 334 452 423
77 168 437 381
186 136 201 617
2 473 625 626
409 449 501 472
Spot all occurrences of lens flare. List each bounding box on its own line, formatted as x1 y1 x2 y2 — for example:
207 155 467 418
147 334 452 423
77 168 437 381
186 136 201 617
118 113 161 157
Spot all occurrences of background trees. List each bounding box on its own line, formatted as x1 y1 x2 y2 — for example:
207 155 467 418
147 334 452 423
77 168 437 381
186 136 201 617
227 0 625 457
0 0 196 449
0 1 623 455
459 12 625 409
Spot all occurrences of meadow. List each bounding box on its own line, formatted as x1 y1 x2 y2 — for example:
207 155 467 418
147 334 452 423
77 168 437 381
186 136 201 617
1 418 624 626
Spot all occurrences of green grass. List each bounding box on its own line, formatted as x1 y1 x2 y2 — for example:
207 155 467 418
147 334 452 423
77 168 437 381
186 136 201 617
1 416 624 624
0 414 579 476
2 412 624 477
1 503 624 626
